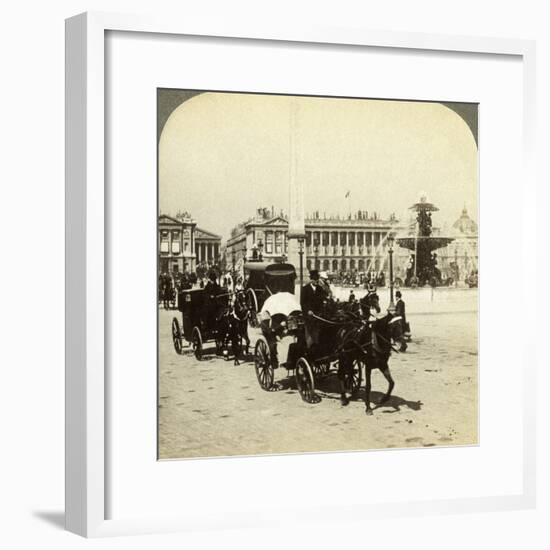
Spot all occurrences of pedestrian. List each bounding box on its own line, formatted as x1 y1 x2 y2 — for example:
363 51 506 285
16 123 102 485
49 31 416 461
395 290 409 351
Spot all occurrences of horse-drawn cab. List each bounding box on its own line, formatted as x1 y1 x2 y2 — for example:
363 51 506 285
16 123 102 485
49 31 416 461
244 262 297 327
171 287 234 361
253 277 364 404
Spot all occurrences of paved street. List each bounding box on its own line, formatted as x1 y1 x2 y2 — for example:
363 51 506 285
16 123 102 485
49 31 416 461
158 288 478 459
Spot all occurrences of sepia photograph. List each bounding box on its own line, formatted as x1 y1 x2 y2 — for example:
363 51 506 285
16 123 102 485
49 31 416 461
157 90 479 460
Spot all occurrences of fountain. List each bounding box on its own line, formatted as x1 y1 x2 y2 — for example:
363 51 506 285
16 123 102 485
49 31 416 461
397 195 455 287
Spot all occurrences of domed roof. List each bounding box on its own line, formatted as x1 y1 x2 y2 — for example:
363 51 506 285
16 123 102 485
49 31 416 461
452 207 478 235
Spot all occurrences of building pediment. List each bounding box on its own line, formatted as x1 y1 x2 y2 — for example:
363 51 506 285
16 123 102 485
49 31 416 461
195 227 222 241
159 214 184 226
246 216 289 228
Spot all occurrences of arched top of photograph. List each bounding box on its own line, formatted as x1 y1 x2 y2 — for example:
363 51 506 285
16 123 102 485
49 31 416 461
158 91 477 242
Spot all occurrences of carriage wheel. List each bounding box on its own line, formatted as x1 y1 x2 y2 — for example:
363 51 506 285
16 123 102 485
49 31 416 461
296 358 320 404
254 338 274 390
192 327 203 361
344 359 363 397
171 318 183 355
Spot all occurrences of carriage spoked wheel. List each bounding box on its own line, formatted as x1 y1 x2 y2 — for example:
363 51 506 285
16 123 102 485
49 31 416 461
192 327 203 361
344 359 363 398
254 338 274 390
296 358 321 404
171 318 183 355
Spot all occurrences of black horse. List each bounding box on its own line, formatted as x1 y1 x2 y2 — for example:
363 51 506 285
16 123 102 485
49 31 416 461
362 314 402 415
215 290 252 366
338 292 402 414
233 290 251 354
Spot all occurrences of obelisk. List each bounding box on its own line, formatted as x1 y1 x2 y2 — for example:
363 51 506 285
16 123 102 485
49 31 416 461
286 99 306 289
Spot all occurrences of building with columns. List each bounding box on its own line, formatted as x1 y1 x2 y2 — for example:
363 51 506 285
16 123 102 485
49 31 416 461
194 227 223 267
158 214 221 274
304 212 399 274
158 214 196 274
226 207 400 275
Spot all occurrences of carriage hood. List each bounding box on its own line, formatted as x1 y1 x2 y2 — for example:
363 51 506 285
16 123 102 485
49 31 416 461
260 292 302 318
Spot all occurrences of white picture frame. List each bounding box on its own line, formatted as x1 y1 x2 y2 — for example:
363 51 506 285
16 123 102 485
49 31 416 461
65 11 537 537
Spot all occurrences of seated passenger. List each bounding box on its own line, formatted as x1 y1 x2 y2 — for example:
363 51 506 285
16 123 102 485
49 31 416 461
204 271 223 323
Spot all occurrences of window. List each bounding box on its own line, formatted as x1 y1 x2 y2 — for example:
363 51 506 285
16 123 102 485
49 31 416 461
160 230 169 253
265 232 273 254
275 232 282 254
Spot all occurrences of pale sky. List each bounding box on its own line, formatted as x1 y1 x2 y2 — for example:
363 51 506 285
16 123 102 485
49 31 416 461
159 92 478 240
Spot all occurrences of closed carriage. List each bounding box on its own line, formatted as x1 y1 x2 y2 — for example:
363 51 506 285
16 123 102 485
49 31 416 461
171 288 233 361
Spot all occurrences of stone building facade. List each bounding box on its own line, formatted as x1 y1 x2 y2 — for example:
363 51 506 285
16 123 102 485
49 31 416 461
226 207 400 275
158 214 221 274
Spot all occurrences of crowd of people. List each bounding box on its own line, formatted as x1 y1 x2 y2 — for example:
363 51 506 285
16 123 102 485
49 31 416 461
158 270 246 309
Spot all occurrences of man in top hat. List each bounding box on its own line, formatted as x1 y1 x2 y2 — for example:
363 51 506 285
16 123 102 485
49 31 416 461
300 270 326 348
204 270 223 326
204 270 221 297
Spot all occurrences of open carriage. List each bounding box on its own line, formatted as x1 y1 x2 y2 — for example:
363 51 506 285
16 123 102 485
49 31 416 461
171 287 234 361
252 273 363 403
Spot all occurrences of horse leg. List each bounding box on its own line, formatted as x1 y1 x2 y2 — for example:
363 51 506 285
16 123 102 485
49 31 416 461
232 328 242 366
241 321 250 354
365 367 373 415
378 364 395 404
337 358 350 406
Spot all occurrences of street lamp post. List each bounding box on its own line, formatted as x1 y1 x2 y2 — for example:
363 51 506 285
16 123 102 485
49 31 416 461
298 237 304 288
387 234 395 310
